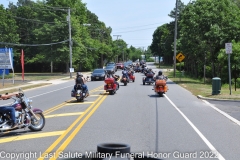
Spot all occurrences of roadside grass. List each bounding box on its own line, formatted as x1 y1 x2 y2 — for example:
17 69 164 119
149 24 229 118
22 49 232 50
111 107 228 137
154 63 173 69
0 73 70 90
164 71 240 100
13 73 70 80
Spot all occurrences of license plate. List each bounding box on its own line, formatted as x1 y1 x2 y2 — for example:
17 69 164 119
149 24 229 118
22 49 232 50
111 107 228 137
96 77 99 79
76 94 80 96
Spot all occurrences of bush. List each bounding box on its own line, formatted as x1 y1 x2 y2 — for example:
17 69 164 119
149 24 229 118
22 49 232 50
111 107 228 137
232 78 240 88
176 62 184 71
146 58 155 62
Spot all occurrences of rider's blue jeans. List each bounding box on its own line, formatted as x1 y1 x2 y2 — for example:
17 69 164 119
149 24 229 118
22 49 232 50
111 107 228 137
0 106 16 124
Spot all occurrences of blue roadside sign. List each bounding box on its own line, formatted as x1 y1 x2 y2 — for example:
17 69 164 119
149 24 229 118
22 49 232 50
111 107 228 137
0 48 14 75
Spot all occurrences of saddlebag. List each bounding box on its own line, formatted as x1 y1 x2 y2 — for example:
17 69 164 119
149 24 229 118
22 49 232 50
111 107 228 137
104 78 114 84
71 89 76 97
156 79 166 86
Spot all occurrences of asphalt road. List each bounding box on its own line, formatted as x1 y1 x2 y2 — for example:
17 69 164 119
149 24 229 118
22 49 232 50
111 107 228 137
0 62 240 160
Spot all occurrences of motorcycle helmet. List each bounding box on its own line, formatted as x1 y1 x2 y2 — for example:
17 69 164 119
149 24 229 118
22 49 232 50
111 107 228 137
77 72 83 77
158 70 162 76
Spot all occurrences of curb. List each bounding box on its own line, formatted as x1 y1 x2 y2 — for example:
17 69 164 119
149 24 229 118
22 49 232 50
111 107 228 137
197 95 240 102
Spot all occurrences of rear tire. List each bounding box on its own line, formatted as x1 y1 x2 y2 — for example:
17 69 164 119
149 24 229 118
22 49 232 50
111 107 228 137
159 92 163 97
109 90 114 95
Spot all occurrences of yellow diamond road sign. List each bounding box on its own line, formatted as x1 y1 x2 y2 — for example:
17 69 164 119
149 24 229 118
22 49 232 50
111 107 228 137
176 53 185 62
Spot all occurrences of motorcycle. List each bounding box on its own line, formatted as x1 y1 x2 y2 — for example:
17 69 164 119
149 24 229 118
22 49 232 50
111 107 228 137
143 72 155 85
71 84 86 102
120 74 129 86
128 71 135 82
153 77 168 97
134 66 141 73
104 76 119 95
0 88 45 132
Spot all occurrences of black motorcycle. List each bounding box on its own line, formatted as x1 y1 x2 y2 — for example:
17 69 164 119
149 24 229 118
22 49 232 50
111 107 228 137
71 84 86 102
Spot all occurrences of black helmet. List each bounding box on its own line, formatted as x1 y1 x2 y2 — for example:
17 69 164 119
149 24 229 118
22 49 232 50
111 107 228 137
158 71 162 76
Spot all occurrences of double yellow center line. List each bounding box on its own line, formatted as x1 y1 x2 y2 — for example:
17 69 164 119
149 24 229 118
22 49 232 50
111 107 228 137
44 86 103 115
38 87 107 160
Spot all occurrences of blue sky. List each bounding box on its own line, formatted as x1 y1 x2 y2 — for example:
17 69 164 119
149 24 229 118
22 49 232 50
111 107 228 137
2 0 191 50
81 0 191 50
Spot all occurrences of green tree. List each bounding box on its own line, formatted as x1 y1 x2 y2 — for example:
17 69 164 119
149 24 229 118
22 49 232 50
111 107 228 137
218 40 240 89
0 5 19 46
179 0 240 78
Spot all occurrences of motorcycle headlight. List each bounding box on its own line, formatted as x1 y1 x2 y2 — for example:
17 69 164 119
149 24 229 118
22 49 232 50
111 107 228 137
28 100 33 106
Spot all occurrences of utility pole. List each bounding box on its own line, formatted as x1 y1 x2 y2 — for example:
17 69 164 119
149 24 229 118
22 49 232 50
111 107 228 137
113 35 121 62
67 7 72 78
173 0 178 78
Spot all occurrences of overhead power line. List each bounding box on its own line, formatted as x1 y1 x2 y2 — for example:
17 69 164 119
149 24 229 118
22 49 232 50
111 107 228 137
116 22 169 30
2 12 67 25
113 27 158 34
0 39 69 46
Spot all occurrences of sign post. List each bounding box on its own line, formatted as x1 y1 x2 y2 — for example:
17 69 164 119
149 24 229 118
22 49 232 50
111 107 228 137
176 53 185 81
225 43 232 95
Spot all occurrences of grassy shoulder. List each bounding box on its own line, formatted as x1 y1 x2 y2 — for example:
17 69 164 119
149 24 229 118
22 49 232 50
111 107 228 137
154 63 173 69
164 71 240 100
0 73 70 92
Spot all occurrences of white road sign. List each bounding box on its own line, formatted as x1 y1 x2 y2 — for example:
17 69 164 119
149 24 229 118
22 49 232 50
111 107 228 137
225 43 232 54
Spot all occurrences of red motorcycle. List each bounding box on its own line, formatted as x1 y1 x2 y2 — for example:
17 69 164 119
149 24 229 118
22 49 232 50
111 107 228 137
128 71 135 82
104 77 119 95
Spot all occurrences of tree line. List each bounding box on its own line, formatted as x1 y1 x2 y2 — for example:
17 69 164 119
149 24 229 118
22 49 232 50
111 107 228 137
150 0 240 84
0 0 145 73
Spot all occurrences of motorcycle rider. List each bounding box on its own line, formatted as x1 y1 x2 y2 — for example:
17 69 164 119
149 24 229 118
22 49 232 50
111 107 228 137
154 70 168 81
74 72 89 97
147 68 155 74
122 67 129 81
0 92 19 128
106 71 120 90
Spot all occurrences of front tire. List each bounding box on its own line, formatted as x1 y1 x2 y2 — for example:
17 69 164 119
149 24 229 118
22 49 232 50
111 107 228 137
28 113 45 131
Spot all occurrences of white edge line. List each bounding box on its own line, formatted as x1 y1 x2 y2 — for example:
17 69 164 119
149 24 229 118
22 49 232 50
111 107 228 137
202 100 240 126
164 94 225 160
